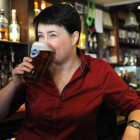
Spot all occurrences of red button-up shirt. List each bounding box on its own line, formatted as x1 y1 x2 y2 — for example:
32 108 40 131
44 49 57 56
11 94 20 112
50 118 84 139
8 49 140 140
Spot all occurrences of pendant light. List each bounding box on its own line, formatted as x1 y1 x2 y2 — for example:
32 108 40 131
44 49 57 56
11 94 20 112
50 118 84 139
124 11 139 27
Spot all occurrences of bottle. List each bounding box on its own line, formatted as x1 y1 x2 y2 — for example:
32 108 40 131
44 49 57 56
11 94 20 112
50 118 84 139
8 61 12 82
119 29 123 41
3 55 8 73
0 9 8 41
127 30 131 43
77 15 86 50
9 9 20 42
0 53 2 69
0 69 2 89
0 53 2 89
34 2 41 16
87 20 97 53
16 54 22 66
131 30 136 44
41 0 47 10
11 52 15 69
1 62 8 87
77 32 86 50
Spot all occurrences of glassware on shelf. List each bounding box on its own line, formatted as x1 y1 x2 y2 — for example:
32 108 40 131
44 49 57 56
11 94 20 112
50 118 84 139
0 9 8 41
123 53 130 66
34 1 41 16
9 9 20 42
41 0 47 10
77 15 86 50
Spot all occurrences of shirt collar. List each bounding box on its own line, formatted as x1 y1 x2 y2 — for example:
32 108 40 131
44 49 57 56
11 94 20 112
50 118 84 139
77 48 90 73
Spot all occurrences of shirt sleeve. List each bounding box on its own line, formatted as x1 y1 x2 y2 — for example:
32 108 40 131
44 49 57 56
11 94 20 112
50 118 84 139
102 62 140 116
5 80 26 118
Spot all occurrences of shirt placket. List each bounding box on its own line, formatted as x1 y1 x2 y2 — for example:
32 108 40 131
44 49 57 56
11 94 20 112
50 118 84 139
52 99 59 138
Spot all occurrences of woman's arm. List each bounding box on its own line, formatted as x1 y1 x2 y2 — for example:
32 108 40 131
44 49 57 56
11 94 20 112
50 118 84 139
0 57 33 121
122 110 140 140
0 81 22 120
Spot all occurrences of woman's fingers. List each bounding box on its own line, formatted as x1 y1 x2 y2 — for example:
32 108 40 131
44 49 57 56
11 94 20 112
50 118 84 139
12 57 34 76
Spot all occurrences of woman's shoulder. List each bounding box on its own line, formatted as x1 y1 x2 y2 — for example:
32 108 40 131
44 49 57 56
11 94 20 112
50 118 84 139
85 54 108 67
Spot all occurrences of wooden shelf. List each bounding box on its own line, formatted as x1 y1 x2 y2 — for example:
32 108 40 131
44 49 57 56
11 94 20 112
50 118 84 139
117 120 126 126
134 89 140 96
0 105 26 123
107 44 116 48
103 26 114 30
119 41 140 48
0 40 28 46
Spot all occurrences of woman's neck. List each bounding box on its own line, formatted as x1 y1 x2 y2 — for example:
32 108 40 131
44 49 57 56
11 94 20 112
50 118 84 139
51 54 80 76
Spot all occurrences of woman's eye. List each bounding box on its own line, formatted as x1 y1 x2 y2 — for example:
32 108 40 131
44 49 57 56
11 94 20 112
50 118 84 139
38 35 43 38
51 34 56 37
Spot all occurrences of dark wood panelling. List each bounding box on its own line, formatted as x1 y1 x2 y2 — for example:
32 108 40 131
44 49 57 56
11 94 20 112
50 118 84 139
10 0 28 43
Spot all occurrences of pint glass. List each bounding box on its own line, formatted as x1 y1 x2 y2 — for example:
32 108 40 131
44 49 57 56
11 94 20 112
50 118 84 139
23 41 53 85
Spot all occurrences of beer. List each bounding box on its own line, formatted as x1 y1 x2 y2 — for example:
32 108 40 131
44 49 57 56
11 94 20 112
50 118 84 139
23 42 53 85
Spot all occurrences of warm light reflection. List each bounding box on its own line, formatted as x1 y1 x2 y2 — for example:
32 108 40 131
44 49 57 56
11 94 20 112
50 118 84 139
34 2 41 16
34 2 38 9
138 6 140 9
41 1 46 10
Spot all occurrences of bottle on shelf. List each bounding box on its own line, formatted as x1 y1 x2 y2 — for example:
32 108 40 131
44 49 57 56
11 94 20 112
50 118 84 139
1 62 8 87
41 0 47 10
135 32 140 44
77 15 86 50
0 69 2 89
0 54 2 89
3 55 8 73
102 33 107 49
131 30 136 44
126 30 131 43
87 20 97 53
11 52 15 69
120 29 127 42
34 1 41 16
77 32 86 50
0 9 8 41
135 26 140 44
0 53 2 69
16 54 22 66
8 61 12 82
9 9 20 42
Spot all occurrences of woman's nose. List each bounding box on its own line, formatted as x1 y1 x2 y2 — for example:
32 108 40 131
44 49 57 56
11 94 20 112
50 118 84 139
41 35 51 44
41 37 49 44
41 38 54 51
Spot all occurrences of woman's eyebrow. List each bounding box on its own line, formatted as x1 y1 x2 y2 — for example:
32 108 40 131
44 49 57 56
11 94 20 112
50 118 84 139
38 30 59 34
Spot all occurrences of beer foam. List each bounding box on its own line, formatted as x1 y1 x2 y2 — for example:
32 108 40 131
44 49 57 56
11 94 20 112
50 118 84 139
31 42 53 51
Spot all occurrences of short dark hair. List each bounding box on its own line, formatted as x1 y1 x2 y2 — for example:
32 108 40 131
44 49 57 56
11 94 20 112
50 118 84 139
33 3 81 38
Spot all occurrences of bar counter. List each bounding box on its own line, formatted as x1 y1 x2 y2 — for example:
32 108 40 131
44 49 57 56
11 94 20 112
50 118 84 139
1 105 26 123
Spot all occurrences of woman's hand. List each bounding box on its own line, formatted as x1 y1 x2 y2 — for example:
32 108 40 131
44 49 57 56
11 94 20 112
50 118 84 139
12 57 34 87
122 126 140 140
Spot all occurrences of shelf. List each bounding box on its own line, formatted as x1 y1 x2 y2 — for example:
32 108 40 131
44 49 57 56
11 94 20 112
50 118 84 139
1 104 25 123
107 44 116 48
119 41 140 48
117 120 126 126
109 62 118 65
0 41 28 46
134 89 140 96
103 26 114 30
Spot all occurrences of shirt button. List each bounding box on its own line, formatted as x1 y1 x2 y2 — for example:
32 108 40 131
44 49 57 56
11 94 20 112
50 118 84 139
63 88 66 93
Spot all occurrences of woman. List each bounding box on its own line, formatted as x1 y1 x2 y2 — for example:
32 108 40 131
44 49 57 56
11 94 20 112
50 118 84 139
0 3 140 140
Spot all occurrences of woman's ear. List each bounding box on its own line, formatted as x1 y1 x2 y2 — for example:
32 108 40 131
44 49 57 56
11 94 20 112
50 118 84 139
71 31 79 46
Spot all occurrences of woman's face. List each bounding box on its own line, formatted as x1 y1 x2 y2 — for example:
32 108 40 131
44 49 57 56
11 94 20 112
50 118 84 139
37 24 78 64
